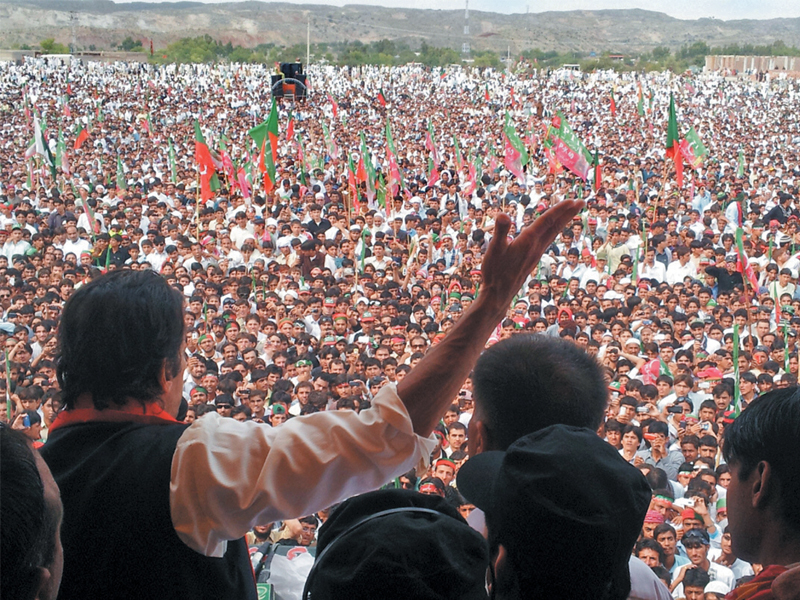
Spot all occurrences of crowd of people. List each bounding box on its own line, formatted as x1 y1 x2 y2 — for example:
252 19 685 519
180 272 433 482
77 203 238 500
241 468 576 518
2 55 800 600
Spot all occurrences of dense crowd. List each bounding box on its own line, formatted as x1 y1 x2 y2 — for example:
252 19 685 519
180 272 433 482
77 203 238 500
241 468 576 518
2 55 800 599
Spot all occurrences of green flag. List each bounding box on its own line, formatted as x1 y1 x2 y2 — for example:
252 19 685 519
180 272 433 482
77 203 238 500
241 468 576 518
168 138 178 184
732 325 742 417
116 155 127 190
665 93 679 158
737 148 745 178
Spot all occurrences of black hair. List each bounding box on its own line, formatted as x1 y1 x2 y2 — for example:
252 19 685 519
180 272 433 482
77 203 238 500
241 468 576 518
57 269 184 410
683 567 710 589
0 427 58 599
635 538 665 565
723 386 800 535
473 335 607 451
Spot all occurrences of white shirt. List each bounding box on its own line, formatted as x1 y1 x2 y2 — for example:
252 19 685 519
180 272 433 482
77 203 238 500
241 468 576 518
170 383 436 557
666 260 697 285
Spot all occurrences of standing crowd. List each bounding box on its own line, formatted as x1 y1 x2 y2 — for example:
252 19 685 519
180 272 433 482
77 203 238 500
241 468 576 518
1 56 800 600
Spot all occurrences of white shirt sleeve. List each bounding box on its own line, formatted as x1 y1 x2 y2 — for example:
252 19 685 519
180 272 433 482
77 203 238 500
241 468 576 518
169 383 437 557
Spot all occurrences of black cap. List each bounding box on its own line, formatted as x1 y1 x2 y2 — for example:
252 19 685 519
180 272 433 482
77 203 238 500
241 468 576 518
457 425 650 599
305 489 488 600
214 393 234 407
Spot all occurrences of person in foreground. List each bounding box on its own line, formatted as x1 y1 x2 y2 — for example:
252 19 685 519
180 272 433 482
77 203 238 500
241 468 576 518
41 200 584 599
458 424 651 600
465 334 672 600
0 426 64 600
723 386 800 600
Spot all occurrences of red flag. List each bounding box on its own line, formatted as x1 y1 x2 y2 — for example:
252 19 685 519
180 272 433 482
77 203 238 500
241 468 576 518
258 138 274 194
356 154 367 183
675 142 684 188
74 125 89 151
484 85 490 102
286 115 295 141
327 94 338 118
194 121 216 201
610 90 617 117
377 88 387 108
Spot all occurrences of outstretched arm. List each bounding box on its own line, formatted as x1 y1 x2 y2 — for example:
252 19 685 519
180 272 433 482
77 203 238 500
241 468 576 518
397 199 585 436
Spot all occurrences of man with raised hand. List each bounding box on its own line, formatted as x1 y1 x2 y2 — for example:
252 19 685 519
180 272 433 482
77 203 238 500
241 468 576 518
42 199 585 599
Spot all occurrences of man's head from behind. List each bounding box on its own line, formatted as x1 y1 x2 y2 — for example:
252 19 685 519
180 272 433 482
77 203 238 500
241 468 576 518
0 426 63 600
303 488 489 600
470 335 608 453
458 425 650 600
722 386 800 563
57 270 185 415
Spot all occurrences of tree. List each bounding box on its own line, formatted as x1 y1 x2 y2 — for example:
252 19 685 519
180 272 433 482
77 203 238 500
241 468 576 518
40 38 69 54
119 37 144 52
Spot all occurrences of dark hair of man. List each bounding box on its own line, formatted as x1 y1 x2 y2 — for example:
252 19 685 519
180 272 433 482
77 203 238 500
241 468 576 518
723 387 800 535
0 427 57 598
635 538 666 565
57 269 184 410
646 468 669 492
473 335 607 451
653 522 676 540
447 421 467 434
650 565 671 586
683 567 710 589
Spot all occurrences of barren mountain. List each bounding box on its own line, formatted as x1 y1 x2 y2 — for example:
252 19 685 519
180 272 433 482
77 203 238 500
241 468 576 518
1 0 799 55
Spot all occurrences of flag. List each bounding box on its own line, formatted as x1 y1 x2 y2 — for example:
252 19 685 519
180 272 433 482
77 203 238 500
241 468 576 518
593 150 602 192
427 157 439 189
57 129 70 176
377 88 387 107
194 121 216 201
286 111 295 141
484 84 490 102
168 138 178 184
327 94 338 119
425 121 439 165
25 116 54 177
266 99 279 163
735 227 759 290
732 325 742 417
665 93 683 187
665 93 680 159
321 122 339 162
610 89 617 117
679 127 708 169
503 113 529 182
360 133 376 205
553 111 592 180
347 152 359 211
453 135 463 171
637 84 644 117
385 121 402 195
737 148 745 178
74 123 89 150
116 155 127 190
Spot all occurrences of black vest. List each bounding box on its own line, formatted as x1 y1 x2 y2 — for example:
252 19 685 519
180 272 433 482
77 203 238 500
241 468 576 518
42 420 257 600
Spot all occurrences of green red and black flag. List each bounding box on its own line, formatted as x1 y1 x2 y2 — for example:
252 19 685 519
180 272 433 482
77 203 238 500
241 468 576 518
74 123 89 151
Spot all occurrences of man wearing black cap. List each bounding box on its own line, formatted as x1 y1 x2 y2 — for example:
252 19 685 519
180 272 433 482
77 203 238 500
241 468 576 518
464 334 671 600
704 255 743 294
458 425 651 600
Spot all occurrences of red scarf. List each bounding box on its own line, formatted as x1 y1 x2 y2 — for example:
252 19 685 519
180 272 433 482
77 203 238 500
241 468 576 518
727 565 788 600
50 402 178 433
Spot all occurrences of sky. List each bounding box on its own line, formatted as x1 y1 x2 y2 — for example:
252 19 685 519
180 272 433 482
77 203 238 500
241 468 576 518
127 0 800 21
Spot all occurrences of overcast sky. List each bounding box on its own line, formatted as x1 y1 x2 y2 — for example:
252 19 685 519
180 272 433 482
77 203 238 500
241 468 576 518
127 0 800 21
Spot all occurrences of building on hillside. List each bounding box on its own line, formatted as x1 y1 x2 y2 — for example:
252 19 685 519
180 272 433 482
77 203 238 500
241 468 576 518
705 55 799 74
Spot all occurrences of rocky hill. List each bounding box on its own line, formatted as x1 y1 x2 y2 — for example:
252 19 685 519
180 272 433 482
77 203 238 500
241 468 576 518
2 0 800 55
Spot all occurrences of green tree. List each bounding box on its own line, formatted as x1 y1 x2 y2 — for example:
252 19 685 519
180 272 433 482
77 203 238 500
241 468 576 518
40 38 69 54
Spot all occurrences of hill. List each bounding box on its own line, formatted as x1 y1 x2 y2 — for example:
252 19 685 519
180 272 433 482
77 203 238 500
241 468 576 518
2 0 800 55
